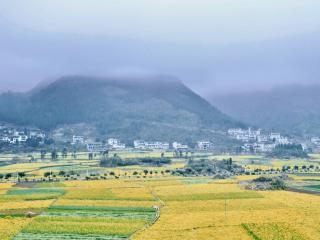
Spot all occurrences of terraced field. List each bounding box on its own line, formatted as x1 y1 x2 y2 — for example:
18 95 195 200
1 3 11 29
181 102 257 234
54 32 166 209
1 176 320 239
133 178 320 240
0 180 158 240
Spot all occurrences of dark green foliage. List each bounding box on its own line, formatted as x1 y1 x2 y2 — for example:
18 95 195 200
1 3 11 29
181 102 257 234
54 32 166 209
100 156 171 167
253 176 273 182
0 76 244 142
17 172 26 178
26 137 42 147
175 158 244 176
270 179 287 190
241 224 261 240
303 185 320 191
267 144 309 159
5 173 12 179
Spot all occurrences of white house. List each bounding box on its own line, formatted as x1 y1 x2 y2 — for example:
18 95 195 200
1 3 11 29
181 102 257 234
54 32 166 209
18 135 28 142
172 142 189 150
133 140 169 151
87 143 107 152
72 135 85 144
108 138 125 150
197 141 214 151
311 137 320 144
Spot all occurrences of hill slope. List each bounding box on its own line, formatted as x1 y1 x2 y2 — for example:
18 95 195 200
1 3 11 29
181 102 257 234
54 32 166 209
0 76 244 144
210 85 320 137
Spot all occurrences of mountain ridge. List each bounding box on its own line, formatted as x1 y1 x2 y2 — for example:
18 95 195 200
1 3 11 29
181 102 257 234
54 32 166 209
210 84 320 137
0 75 244 144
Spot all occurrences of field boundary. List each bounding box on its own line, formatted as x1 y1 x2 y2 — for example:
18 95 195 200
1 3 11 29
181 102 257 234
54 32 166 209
286 186 320 195
129 186 164 239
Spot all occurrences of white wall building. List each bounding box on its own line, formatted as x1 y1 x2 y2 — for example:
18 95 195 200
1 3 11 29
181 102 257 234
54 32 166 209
228 128 261 142
172 142 189 150
72 135 85 144
133 140 169 151
197 141 214 151
108 138 126 150
87 143 107 152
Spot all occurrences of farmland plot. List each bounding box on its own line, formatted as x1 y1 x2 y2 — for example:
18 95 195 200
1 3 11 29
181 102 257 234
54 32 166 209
4 180 158 240
1 176 320 239
133 178 320 240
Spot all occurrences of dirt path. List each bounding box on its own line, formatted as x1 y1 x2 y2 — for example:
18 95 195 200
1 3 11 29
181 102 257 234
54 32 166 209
129 186 165 239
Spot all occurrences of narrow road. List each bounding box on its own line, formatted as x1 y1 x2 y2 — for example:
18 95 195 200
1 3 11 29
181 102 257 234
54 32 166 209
129 186 165 239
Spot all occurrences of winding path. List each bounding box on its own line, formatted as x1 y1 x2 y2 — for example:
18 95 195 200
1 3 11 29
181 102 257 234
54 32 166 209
129 186 165 239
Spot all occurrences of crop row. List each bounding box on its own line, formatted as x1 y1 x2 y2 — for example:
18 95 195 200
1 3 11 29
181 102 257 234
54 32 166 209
7 188 66 195
160 191 263 201
13 232 127 240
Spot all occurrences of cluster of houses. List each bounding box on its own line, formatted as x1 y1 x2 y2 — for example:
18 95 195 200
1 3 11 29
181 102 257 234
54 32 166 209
76 135 214 152
73 136 126 150
228 128 291 153
311 137 320 152
0 124 45 145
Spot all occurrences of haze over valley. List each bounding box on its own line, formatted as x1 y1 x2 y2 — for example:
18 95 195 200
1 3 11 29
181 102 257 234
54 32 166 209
0 1 320 240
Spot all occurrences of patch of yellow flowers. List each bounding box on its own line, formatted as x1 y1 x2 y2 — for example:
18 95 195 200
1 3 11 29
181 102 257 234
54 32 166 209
0 218 32 240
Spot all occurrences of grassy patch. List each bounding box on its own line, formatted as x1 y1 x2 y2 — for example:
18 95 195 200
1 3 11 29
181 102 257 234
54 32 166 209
303 185 320 191
242 224 261 240
13 232 127 240
21 221 142 235
182 178 214 185
49 205 156 212
242 223 305 240
7 188 65 195
43 206 156 219
34 182 66 188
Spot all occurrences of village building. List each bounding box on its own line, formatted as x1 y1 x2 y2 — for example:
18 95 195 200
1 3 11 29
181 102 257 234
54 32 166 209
86 143 107 152
72 135 85 144
197 141 214 151
107 138 126 150
172 142 189 150
133 140 169 151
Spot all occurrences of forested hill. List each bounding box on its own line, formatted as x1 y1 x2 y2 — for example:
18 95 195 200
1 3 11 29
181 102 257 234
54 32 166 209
0 75 244 143
210 85 320 137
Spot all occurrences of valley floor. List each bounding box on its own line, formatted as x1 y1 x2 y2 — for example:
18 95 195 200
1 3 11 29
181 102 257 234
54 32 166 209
0 176 320 240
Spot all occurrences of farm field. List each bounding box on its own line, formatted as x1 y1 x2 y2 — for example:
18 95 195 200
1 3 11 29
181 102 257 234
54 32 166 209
0 176 319 239
0 179 158 240
0 152 320 239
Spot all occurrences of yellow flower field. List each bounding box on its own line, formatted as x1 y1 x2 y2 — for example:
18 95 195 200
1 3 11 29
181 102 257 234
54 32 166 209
133 179 320 240
0 200 54 210
0 175 319 239
0 218 32 240
54 199 158 208
111 187 154 200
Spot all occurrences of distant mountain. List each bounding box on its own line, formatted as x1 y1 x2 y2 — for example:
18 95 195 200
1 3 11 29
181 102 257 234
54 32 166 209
210 85 320 137
0 76 244 145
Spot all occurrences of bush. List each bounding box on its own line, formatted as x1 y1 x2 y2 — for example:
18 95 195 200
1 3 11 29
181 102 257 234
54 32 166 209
267 144 309 159
253 176 273 182
270 179 287 190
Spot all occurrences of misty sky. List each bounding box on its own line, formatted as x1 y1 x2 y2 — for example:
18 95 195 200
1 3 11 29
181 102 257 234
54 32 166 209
0 0 320 95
